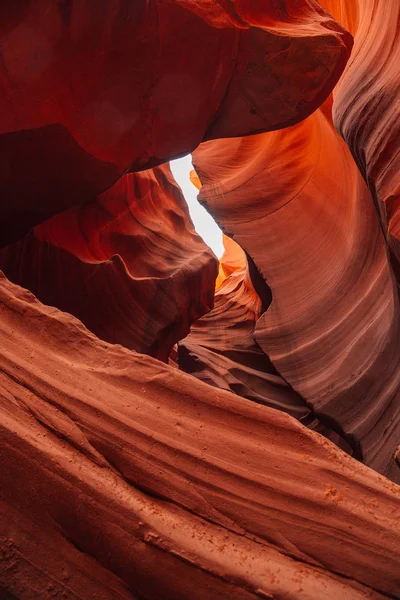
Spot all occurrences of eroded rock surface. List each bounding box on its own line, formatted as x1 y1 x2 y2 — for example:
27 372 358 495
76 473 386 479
0 273 399 600
0 164 217 361
0 1 399 598
179 235 354 454
322 0 400 276
192 97 400 482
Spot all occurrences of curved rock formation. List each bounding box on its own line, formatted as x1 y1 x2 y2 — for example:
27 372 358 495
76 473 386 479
0 272 399 600
179 236 302 412
192 100 400 482
0 1 399 598
179 235 353 453
0 0 351 244
0 164 217 361
320 0 400 280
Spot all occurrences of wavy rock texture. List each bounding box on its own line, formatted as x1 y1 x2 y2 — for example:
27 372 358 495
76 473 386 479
179 236 354 453
179 236 301 412
0 272 399 600
1 1 399 598
181 180 310 421
319 0 400 280
0 164 217 361
0 0 351 244
192 100 400 482
180 182 302 415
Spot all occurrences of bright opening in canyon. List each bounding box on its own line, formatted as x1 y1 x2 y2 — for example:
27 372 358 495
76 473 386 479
170 155 224 259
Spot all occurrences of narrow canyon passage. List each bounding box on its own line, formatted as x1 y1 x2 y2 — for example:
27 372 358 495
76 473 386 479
172 157 356 456
0 1 399 599
170 155 224 259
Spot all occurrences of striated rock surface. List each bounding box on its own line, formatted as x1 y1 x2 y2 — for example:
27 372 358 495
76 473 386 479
0 272 399 599
179 236 303 414
179 235 353 453
320 0 400 281
0 1 399 598
0 0 351 244
192 100 400 482
0 164 217 361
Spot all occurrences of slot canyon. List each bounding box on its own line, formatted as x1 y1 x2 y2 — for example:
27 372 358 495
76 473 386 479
0 1 399 598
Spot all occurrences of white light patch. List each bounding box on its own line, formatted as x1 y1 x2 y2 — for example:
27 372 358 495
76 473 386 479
170 155 224 259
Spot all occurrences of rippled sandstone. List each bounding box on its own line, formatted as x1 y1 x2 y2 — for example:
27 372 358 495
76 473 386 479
0 273 399 599
192 97 400 482
0 1 399 599
0 164 217 361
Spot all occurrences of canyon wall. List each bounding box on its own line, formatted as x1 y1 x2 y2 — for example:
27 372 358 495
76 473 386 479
0 1 399 598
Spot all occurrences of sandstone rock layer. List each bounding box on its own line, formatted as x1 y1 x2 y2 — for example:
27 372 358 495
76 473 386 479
0 0 351 244
0 164 217 361
0 273 399 600
0 1 399 598
192 99 400 482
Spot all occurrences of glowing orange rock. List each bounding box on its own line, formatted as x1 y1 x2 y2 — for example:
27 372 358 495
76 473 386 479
180 233 353 453
192 100 400 481
0 2 399 597
215 235 247 288
0 164 217 361
320 0 400 280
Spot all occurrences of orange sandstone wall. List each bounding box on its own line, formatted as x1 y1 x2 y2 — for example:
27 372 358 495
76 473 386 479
0 273 399 599
0 164 218 361
0 1 399 598
192 100 400 481
0 0 351 244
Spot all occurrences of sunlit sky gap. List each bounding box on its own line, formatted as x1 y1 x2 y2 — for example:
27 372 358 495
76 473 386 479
170 155 224 259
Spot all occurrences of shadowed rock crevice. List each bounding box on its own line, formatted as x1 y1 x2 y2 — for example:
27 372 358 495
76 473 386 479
178 234 356 457
0 164 218 362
